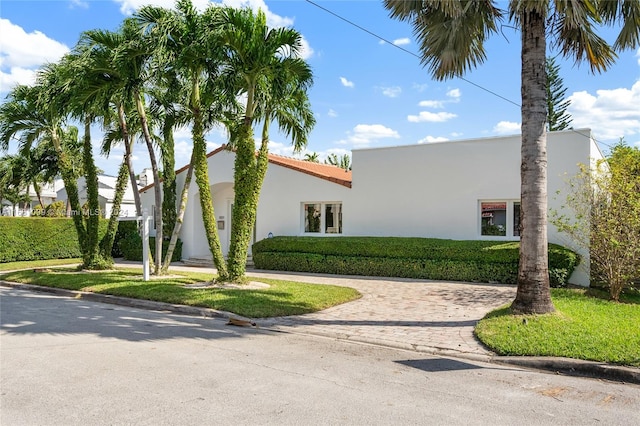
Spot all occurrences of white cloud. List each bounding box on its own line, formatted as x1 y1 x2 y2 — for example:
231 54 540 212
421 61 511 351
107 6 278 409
393 37 410 46
0 19 70 92
446 88 461 101
567 81 640 142
412 83 429 92
328 109 338 118
416 88 460 110
418 135 449 144
380 86 401 98
298 36 314 60
0 19 69 69
493 121 521 134
338 124 400 147
114 1 294 28
418 100 444 108
0 67 37 91
340 77 354 88
407 111 457 123
266 140 297 157
70 0 89 8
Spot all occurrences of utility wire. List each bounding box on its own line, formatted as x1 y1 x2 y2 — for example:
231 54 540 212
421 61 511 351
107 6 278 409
303 0 617 150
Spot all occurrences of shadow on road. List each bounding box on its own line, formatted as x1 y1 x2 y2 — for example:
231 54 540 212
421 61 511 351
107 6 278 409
0 288 259 343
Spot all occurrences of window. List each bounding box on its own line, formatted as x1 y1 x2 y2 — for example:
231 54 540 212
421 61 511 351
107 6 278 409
303 202 342 234
480 200 520 237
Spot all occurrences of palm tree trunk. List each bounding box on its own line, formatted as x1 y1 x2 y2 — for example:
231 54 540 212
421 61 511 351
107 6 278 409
134 91 163 275
33 181 44 212
162 151 194 273
512 8 555 314
161 118 177 238
118 104 142 217
226 116 270 281
191 80 227 280
81 116 105 269
99 157 129 259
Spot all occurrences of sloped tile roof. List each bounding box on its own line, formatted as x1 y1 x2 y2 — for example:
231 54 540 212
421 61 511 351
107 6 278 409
140 145 352 192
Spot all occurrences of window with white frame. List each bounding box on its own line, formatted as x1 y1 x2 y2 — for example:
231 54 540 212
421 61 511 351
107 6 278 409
303 202 342 234
480 200 520 237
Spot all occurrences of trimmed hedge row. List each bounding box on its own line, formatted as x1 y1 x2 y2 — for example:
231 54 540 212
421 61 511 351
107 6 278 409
252 236 580 287
111 221 182 262
0 217 107 262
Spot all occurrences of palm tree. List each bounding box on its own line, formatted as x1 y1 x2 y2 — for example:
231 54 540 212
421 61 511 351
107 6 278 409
219 6 315 282
135 0 238 277
304 152 320 162
325 153 351 171
383 0 640 314
83 18 165 273
79 29 143 219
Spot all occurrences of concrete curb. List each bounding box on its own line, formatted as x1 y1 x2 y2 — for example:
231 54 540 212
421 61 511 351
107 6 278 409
2 279 638 385
492 356 640 385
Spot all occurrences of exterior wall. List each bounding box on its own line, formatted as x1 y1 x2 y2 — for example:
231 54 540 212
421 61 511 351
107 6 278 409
255 161 351 242
347 129 600 286
158 150 351 260
138 129 599 286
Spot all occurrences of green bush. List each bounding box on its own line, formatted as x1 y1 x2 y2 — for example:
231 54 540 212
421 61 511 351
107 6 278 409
0 217 107 262
119 231 182 263
252 236 580 287
112 220 139 258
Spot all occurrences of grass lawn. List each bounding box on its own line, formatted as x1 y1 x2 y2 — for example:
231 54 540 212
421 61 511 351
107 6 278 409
475 288 640 367
0 258 81 272
0 266 361 318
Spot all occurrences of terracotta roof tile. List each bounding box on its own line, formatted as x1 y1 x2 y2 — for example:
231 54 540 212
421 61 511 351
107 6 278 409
139 145 351 192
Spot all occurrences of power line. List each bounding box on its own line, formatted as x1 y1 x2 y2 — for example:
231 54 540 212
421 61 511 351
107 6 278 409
302 0 617 151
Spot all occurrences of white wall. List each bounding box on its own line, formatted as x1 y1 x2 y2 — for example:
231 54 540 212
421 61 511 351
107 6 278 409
138 130 600 286
255 161 351 242
348 129 600 286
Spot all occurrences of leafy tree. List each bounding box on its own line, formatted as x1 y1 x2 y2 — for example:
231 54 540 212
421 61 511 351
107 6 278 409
83 19 164 273
553 140 640 300
135 0 239 276
384 0 640 314
546 56 572 131
218 6 315 282
325 153 352 171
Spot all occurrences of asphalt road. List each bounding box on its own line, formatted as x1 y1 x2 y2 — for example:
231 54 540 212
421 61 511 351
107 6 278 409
1 287 639 425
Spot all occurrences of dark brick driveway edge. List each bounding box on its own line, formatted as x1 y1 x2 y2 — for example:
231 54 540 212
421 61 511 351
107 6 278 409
2 279 638 386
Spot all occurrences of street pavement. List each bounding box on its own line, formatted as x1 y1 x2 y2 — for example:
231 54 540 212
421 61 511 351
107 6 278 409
2 287 640 425
2 260 639 384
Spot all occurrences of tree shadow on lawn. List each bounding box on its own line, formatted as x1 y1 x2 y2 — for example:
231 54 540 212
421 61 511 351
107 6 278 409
0 287 266 343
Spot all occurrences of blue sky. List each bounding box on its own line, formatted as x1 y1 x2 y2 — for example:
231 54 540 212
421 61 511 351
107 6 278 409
1 0 639 177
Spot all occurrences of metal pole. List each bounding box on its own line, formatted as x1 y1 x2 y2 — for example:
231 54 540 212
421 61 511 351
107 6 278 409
142 209 150 281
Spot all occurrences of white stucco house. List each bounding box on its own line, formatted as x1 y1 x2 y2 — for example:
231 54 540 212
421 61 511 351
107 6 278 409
140 128 603 286
57 175 141 219
1 181 60 216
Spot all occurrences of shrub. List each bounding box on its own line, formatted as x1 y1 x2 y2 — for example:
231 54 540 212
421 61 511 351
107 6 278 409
0 217 107 262
112 220 139 258
45 201 67 217
252 236 580 286
119 231 182 263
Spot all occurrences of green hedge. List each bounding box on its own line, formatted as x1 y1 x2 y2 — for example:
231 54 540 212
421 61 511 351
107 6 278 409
252 236 580 287
0 217 107 262
118 230 182 263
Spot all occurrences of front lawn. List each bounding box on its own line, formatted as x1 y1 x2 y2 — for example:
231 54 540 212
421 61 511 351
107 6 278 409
475 288 640 367
0 258 81 272
0 267 361 318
